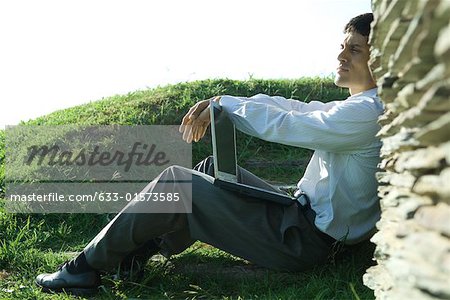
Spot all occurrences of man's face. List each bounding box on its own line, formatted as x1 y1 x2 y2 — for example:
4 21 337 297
334 31 376 95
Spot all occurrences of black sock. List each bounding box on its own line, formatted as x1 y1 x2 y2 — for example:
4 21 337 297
65 252 96 274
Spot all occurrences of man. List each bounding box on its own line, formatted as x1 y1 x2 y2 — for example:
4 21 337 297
36 13 382 296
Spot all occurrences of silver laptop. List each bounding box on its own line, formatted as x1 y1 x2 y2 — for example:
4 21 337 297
210 101 296 206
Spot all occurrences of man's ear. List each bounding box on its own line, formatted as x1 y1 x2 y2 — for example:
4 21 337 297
368 63 376 82
367 42 378 82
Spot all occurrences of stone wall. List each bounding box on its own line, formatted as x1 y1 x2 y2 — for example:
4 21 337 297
363 0 450 299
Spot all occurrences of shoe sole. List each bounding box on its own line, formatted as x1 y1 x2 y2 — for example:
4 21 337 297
36 281 98 296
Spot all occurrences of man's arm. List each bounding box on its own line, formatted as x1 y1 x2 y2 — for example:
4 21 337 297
218 95 382 153
178 93 382 152
179 94 338 143
241 93 339 112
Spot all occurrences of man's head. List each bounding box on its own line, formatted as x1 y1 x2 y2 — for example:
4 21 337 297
334 13 376 95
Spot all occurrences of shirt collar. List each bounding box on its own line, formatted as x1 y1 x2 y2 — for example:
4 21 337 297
349 87 378 99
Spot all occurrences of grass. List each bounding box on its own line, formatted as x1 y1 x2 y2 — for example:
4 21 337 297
0 77 375 299
0 210 375 299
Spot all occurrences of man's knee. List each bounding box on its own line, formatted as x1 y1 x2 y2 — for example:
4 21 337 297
159 165 192 181
193 156 214 175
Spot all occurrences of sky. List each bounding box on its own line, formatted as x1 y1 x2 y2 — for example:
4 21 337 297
0 0 371 129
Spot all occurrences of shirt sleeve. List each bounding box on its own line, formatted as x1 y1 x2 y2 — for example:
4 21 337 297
218 94 382 153
240 93 339 112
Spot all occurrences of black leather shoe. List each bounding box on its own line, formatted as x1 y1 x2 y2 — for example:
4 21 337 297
114 239 160 281
36 262 101 296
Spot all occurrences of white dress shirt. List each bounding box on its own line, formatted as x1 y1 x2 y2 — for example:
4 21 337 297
218 88 383 244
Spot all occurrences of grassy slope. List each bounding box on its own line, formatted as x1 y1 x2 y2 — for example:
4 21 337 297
1 77 347 193
0 78 376 299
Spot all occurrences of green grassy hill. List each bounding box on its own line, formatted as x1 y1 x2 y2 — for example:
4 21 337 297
0 78 376 300
25 77 346 126
0 77 348 195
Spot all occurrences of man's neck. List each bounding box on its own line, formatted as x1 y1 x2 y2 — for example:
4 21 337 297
349 84 377 95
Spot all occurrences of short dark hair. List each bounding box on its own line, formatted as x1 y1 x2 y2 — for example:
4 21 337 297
344 13 373 37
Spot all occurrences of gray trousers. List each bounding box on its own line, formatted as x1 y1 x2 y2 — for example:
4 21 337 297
84 157 332 272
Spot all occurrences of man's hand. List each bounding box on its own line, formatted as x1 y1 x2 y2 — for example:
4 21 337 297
179 97 220 143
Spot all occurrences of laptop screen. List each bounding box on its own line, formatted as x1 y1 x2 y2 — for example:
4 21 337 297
210 102 238 181
209 102 296 205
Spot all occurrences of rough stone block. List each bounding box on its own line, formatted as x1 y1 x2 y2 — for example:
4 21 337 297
435 23 450 62
413 167 450 198
394 142 450 173
415 111 450 145
415 202 450 237
380 128 420 155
